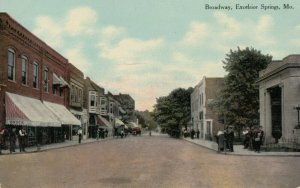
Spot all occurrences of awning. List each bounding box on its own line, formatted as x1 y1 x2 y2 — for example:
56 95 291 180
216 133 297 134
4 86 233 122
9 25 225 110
97 115 113 129
59 76 69 87
115 118 125 127
128 122 140 128
70 109 83 116
119 107 126 114
53 73 61 85
44 101 81 126
5 92 61 127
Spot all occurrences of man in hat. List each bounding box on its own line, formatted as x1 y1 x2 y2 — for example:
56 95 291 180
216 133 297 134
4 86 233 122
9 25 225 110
225 125 234 152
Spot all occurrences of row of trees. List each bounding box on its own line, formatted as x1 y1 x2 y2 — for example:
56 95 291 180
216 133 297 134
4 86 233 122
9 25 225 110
152 47 272 138
152 88 193 137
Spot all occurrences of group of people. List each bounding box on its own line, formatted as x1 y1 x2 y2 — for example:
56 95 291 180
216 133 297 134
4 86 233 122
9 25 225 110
216 125 235 152
0 127 27 154
97 127 108 140
182 128 200 139
242 126 264 153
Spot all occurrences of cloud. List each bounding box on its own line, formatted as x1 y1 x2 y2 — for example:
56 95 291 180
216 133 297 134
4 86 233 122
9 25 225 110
99 38 164 64
214 12 241 38
182 22 209 45
33 16 64 48
64 7 98 36
65 46 90 75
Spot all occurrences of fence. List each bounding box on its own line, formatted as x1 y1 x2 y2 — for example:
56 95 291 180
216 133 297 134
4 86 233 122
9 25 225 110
263 137 300 151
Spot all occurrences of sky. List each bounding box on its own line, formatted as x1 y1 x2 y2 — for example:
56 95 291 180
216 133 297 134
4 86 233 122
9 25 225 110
1 0 300 111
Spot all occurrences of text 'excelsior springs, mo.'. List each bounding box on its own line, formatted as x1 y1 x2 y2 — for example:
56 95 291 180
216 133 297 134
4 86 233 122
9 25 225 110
204 3 294 11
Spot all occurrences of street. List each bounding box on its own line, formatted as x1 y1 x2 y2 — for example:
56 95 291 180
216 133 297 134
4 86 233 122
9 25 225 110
0 134 299 188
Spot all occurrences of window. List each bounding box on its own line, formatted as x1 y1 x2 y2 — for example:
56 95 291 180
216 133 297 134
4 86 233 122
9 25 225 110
90 95 95 107
52 85 57 94
33 62 39 88
71 85 75 102
21 56 28 85
44 68 48 92
8 49 15 81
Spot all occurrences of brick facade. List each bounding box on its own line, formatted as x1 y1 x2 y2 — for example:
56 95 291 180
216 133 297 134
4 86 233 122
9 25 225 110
0 13 69 128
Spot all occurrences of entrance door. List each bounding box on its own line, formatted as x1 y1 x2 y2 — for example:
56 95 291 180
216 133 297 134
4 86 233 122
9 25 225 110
269 86 282 140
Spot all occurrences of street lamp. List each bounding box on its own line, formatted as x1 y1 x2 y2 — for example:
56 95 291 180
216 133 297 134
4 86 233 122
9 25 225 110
294 104 300 129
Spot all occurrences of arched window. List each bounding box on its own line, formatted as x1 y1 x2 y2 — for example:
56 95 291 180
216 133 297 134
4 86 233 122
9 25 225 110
33 62 39 88
8 48 15 81
21 55 28 85
44 68 49 92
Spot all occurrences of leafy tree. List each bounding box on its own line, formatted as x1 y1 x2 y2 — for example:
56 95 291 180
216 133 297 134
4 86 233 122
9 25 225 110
135 110 158 130
153 87 193 137
210 47 272 134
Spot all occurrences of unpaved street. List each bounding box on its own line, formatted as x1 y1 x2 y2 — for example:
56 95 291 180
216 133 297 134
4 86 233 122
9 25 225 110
0 135 299 188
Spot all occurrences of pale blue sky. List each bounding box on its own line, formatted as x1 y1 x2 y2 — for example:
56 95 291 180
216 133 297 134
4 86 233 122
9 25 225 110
1 0 300 110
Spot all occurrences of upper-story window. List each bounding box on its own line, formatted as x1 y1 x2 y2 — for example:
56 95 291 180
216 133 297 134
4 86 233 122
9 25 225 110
8 48 15 81
90 95 96 107
44 68 49 92
71 85 75 102
21 55 28 85
33 62 39 88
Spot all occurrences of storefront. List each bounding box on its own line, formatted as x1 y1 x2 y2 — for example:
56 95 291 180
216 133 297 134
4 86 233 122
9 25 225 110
5 92 61 146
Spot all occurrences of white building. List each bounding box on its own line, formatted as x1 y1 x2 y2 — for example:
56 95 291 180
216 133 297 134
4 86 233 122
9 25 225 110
257 54 300 143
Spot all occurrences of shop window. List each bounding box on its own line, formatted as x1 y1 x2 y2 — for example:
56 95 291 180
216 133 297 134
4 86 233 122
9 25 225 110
8 48 15 81
21 55 28 85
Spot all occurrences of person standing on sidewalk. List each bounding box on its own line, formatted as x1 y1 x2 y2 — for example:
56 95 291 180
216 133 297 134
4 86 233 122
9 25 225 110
196 129 200 139
225 126 234 152
77 127 82 144
9 128 17 153
254 126 264 153
18 127 27 152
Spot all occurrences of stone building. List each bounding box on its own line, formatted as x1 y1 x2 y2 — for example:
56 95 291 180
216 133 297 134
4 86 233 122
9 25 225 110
191 77 224 140
257 54 300 143
0 13 80 145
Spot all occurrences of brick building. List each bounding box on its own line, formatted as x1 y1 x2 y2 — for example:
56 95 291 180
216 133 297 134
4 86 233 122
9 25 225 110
191 77 224 140
0 13 80 145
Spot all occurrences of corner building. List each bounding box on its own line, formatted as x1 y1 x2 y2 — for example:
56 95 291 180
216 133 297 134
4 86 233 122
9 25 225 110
0 13 80 146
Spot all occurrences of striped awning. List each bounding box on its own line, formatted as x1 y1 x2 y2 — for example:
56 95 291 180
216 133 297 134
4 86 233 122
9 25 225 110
114 118 125 127
97 115 112 128
44 101 81 126
5 92 61 127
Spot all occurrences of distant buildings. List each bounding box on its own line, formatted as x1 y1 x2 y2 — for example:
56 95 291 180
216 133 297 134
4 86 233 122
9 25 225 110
0 13 135 145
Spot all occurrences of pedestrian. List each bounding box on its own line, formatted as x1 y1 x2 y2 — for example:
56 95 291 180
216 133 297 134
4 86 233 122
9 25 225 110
18 127 27 152
77 127 82 144
0 127 6 154
196 129 200 139
242 127 250 149
9 128 17 153
37 128 43 151
216 130 225 152
254 126 264 153
105 129 108 137
97 127 100 140
225 126 234 152
191 129 195 139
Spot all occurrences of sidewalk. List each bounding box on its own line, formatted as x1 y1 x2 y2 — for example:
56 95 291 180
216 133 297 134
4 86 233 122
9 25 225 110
183 137 300 156
0 137 103 155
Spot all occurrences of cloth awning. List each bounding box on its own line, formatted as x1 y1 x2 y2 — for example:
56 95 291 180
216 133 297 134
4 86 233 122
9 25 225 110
44 101 81 126
128 122 139 128
119 107 126 114
59 76 69 87
53 73 61 85
97 115 113 129
5 92 61 127
114 118 125 127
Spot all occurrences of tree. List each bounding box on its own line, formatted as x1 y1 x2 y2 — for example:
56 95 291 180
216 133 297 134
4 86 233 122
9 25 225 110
153 87 193 137
210 47 272 134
